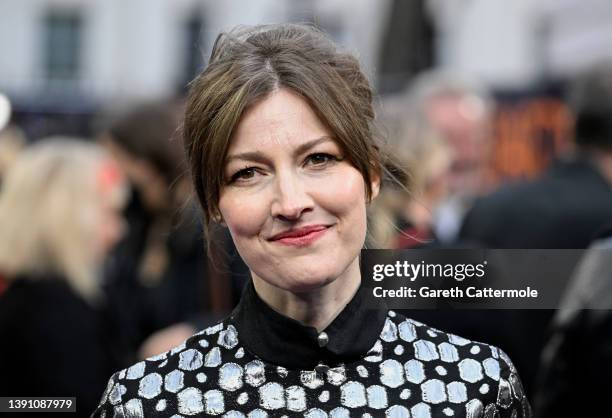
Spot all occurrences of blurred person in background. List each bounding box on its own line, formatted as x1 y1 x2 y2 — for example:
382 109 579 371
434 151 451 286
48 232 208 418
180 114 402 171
0 93 26 193
404 71 495 244
0 139 127 416
368 101 452 249
458 65 612 397
534 226 612 417
99 102 221 359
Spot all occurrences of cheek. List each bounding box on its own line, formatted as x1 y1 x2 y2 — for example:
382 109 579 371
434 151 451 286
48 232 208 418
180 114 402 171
314 168 368 233
219 192 267 239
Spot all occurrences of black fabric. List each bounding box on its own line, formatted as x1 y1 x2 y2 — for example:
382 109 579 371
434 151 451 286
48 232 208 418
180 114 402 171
231 280 388 370
0 277 122 418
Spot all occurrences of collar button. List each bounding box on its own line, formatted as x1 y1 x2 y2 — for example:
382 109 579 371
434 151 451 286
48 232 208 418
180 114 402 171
317 331 329 347
315 363 329 375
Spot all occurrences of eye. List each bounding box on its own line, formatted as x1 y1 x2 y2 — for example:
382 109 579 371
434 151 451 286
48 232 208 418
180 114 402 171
305 153 340 167
229 167 258 183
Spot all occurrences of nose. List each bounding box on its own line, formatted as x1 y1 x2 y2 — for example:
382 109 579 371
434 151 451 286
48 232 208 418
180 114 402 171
270 170 314 221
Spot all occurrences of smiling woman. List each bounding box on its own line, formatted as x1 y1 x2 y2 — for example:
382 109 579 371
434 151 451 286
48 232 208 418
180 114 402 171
93 24 531 417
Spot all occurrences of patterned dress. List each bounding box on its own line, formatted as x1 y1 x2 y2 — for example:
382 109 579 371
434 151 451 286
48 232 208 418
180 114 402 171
93 282 531 417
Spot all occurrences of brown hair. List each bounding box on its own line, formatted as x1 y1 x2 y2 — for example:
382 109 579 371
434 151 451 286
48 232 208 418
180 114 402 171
183 23 385 240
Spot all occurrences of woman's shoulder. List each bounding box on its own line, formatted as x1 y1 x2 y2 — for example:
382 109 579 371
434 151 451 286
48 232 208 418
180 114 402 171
92 319 235 416
380 310 531 416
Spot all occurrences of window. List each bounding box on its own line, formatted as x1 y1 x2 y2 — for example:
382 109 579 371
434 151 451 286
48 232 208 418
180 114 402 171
43 11 82 82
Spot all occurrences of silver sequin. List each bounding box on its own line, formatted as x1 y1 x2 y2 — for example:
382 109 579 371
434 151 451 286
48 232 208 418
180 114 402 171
470 345 481 355
385 405 410 418
394 345 404 356
138 373 162 399
179 349 203 371
178 387 204 415
497 378 512 409
458 359 484 383
400 389 411 400
197 373 207 383
411 402 432 418
404 359 426 384
319 391 330 403
204 389 225 415
448 334 470 346
327 367 347 386
204 347 222 367
155 399 167 411
414 340 439 361
447 381 467 404
126 362 145 380
443 407 455 416
466 399 484 418
421 379 447 404
436 365 448 376
245 360 266 387
277 366 288 378
259 382 285 410
509 373 524 400
483 358 500 381
364 340 383 363
304 408 328 418
219 363 244 391
218 325 239 349
484 404 499 418
301 371 324 389
366 385 388 409
235 348 245 359
379 359 405 388
247 409 267 418
205 323 224 335
124 398 143 417
357 365 369 378
330 407 350 418
381 318 398 342
438 343 459 363
164 370 184 393
398 320 417 342
237 392 248 405
285 386 306 412
109 383 126 405
340 381 367 408
480 384 490 394
199 339 209 349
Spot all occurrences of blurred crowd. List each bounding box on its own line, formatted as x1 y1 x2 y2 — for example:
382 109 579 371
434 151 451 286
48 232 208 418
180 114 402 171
1 17 612 418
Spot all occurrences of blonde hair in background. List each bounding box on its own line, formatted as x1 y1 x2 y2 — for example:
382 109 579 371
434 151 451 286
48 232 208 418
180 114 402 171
0 138 121 301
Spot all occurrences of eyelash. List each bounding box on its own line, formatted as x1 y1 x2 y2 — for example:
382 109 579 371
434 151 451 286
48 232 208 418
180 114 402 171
227 153 341 184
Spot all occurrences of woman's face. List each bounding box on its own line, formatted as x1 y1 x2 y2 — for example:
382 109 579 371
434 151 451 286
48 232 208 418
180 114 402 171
219 89 378 293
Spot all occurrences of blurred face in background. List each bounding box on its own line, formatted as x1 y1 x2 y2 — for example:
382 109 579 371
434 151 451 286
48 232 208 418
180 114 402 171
426 93 491 195
93 160 128 263
218 89 379 294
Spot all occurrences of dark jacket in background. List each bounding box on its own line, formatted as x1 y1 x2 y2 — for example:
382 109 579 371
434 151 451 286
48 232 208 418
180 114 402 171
0 277 121 417
456 155 612 397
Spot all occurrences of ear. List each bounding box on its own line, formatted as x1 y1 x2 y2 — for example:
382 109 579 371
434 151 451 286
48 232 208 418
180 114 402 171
212 210 226 227
368 170 381 203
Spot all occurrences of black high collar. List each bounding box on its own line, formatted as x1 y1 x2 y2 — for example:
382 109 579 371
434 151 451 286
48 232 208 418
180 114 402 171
230 280 387 370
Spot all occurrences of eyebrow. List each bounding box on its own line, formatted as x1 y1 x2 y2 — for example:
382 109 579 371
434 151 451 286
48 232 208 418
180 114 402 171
225 136 336 164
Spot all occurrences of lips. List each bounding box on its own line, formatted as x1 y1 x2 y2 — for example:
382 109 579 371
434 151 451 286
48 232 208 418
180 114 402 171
269 225 330 246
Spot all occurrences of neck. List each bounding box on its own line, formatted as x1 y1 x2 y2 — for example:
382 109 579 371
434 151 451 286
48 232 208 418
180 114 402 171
251 258 361 332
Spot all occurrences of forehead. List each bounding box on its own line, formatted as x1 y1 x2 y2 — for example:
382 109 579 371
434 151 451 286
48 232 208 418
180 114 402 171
228 88 333 153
